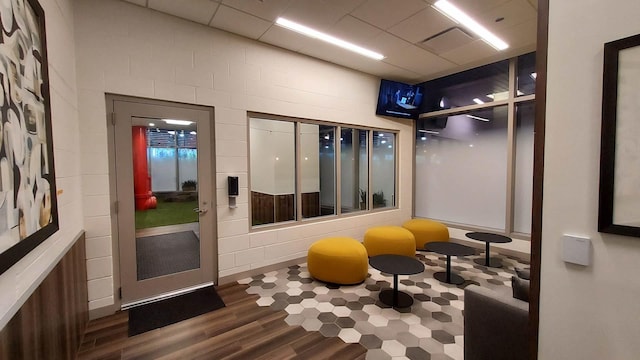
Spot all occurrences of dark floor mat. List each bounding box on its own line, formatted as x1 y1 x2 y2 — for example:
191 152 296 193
136 231 200 280
128 286 225 336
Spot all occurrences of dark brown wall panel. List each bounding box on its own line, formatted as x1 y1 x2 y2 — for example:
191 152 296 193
0 233 88 360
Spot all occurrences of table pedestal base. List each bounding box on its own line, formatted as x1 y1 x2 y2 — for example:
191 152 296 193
434 271 465 285
379 289 414 308
474 257 504 268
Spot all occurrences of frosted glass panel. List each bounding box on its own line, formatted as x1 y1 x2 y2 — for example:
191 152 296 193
249 118 295 226
415 106 508 230
178 149 198 190
300 123 335 218
372 131 395 208
341 128 368 213
149 148 177 191
514 102 535 234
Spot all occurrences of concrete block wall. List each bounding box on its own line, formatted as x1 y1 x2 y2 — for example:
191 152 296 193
74 0 413 312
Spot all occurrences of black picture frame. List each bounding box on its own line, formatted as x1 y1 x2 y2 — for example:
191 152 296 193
0 0 59 274
598 33 640 237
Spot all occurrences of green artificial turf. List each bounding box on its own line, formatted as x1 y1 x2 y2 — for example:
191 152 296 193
135 199 199 229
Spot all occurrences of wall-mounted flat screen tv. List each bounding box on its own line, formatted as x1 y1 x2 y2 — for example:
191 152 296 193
375 79 424 120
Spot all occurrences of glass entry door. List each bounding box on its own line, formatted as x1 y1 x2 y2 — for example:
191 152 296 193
111 98 215 307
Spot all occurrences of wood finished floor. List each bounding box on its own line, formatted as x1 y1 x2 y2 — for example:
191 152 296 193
78 282 367 360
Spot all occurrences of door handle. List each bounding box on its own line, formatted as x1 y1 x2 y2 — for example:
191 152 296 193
193 207 208 215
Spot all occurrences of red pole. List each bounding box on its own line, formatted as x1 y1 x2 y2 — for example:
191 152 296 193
132 126 156 210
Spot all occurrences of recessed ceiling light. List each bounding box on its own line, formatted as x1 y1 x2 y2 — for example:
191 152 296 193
275 17 385 61
149 122 155 126
163 119 193 126
433 0 509 51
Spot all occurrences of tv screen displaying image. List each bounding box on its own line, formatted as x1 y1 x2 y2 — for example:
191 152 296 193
376 79 424 120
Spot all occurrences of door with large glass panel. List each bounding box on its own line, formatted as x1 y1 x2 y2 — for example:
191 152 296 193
112 97 215 306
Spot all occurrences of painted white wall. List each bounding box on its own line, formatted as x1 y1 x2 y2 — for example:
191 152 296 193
0 0 83 329
540 0 640 358
74 0 413 312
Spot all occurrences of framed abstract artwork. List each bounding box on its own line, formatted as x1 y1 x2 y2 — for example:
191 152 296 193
0 0 58 274
599 33 640 238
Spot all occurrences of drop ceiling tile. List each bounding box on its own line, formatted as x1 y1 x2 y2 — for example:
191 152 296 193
500 18 537 49
439 39 500 66
280 0 348 29
323 0 368 14
259 26 308 52
477 0 537 30
382 45 456 77
221 0 291 21
123 0 147 6
350 0 428 30
449 0 511 16
210 5 273 40
387 7 457 44
331 16 383 45
148 0 219 25
362 32 411 57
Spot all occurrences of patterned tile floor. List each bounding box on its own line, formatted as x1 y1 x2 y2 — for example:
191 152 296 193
240 248 529 360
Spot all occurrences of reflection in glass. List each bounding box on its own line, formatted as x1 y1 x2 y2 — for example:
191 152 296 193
300 123 335 218
341 128 368 213
415 106 509 230
249 118 295 226
421 60 509 112
372 131 395 209
517 52 536 96
514 102 535 234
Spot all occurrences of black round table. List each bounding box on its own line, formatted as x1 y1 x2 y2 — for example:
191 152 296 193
369 254 424 308
465 232 512 268
422 242 475 285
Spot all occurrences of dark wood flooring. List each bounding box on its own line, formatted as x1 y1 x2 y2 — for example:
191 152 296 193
77 282 367 360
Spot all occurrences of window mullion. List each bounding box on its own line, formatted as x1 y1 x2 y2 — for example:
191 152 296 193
505 57 517 235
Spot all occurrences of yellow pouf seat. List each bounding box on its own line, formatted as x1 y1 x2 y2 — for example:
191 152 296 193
363 226 415 257
307 237 369 285
402 218 450 249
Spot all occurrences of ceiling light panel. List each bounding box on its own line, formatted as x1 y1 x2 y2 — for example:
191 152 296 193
275 17 385 60
433 0 509 51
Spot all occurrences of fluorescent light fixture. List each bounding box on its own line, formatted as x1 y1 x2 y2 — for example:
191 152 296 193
531 72 537 79
419 129 440 135
149 122 155 126
421 136 427 140
466 114 490 122
275 17 385 60
473 98 485 104
324 134 330 140
486 94 494 99
378 133 384 137
388 145 392 148
517 90 524 96
381 140 387 144
433 0 509 51
190 131 197 135
167 130 176 135
163 119 193 126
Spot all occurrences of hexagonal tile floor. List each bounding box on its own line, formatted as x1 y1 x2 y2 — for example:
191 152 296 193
240 249 529 360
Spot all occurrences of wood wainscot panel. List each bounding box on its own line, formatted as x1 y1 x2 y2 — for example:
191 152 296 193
251 191 275 226
301 192 320 218
0 232 88 359
275 194 295 222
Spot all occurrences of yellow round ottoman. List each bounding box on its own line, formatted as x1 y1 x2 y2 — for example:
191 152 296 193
402 219 449 249
363 226 415 257
307 237 369 285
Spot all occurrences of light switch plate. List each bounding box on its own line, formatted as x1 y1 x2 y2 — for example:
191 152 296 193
562 235 591 266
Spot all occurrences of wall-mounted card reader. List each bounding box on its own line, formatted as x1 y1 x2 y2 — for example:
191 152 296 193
562 235 591 266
